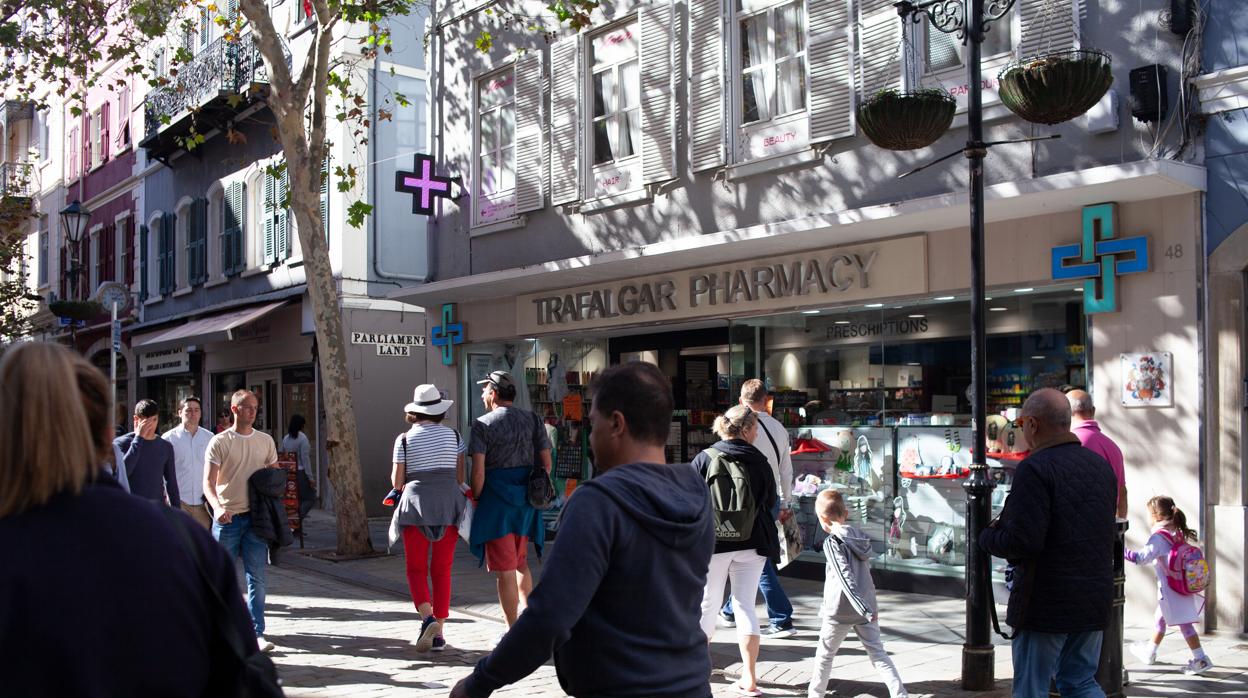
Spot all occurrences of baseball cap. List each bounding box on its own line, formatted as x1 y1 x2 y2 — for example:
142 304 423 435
477 370 515 390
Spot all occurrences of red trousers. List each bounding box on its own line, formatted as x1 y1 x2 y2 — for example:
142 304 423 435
401 525 458 619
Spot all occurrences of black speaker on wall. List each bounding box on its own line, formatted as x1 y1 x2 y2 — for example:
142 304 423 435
1168 0 1193 35
1129 65 1169 123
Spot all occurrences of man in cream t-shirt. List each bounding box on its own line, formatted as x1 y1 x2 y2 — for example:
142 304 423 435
204 389 279 652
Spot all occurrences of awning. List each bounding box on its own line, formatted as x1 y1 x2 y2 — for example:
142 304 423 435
132 300 289 353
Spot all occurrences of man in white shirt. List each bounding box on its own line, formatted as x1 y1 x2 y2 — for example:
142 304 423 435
721 379 797 636
162 396 214 529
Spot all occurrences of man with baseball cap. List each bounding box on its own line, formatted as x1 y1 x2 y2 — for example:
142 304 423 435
468 370 552 633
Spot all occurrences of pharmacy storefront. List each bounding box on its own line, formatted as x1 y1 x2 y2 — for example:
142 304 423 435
400 195 1201 614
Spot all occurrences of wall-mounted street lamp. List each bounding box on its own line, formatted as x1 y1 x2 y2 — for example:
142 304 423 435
59 199 92 300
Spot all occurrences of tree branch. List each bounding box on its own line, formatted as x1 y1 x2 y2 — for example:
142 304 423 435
307 0 336 167
238 0 295 119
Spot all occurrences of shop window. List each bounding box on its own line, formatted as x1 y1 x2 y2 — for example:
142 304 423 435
726 286 1087 583
474 68 516 226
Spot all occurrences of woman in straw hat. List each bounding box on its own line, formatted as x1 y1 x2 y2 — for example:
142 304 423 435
389 383 467 652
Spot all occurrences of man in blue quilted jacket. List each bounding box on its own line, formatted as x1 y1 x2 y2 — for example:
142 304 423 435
980 388 1118 698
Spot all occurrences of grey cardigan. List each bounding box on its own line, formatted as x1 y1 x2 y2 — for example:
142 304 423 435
387 469 467 551
820 523 877 624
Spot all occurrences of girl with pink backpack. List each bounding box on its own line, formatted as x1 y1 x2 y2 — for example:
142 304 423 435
1124 496 1212 675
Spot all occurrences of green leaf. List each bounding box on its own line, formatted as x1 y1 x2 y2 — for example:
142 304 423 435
474 31 492 53
346 201 373 229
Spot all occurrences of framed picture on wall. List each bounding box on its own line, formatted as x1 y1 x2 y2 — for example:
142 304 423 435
1120 352 1172 407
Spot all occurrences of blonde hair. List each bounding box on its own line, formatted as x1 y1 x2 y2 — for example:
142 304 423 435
816 489 848 522
231 389 256 407
712 405 758 440
0 342 111 518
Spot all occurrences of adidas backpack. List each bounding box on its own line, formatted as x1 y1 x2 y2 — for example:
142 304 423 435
1163 530 1209 596
703 447 756 543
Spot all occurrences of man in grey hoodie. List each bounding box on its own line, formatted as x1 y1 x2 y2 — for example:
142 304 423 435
452 361 716 698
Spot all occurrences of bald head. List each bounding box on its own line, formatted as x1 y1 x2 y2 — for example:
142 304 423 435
1021 388 1072 439
1066 389 1094 420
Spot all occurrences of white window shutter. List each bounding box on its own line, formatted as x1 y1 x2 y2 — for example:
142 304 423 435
640 0 676 184
514 53 545 213
549 35 581 206
689 0 724 172
857 0 903 100
1018 0 1078 57
808 0 855 143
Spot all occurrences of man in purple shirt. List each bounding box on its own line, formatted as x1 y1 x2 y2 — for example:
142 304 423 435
1067 389 1127 518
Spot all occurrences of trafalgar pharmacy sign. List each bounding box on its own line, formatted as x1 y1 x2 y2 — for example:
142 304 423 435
516 236 928 334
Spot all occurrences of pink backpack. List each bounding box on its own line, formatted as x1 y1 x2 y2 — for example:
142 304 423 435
1163 530 1209 596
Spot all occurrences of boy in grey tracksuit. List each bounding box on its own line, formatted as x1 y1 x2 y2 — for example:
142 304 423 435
808 490 908 698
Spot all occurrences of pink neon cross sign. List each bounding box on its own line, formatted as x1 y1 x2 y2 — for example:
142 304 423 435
395 153 454 216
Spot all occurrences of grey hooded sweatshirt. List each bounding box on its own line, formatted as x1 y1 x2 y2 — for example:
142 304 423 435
461 461 715 698
820 522 878 624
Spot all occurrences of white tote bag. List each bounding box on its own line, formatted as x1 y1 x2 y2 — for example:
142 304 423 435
457 486 475 543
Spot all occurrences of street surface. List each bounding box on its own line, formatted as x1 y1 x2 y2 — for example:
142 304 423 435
254 516 1248 697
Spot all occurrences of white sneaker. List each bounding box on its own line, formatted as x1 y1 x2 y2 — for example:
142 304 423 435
1183 657 1213 675
1128 641 1157 666
257 635 276 653
490 631 507 649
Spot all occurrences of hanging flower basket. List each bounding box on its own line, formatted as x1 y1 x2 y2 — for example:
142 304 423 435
48 299 104 322
857 89 957 151
998 50 1113 126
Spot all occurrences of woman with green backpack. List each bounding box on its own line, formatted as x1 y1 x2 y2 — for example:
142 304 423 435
693 405 780 697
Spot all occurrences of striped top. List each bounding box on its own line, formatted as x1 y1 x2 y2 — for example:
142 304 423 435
392 423 464 481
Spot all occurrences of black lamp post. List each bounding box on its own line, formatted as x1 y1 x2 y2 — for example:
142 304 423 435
893 0 1014 690
59 199 91 300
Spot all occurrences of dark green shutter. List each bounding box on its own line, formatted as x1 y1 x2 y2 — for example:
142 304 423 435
139 223 149 300
190 198 207 284
276 166 290 261
223 181 245 275
263 173 276 265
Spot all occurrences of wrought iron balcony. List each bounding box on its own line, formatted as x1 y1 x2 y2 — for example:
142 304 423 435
140 35 291 161
1 162 34 200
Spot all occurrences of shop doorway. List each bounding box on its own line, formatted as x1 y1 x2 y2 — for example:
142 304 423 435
247 369 281 443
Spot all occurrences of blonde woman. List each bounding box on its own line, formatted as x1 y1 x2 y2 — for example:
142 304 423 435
0 343 262 695
692 405 780 697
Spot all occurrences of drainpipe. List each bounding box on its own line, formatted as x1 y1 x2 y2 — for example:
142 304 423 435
371 3 440 284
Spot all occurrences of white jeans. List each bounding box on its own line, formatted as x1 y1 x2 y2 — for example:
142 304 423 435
700 549 767 638
808 618 908 698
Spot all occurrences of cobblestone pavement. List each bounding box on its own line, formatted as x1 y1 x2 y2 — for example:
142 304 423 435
258 514 1248 697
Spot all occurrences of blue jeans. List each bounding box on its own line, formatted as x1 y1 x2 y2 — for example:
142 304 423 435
722 503 794 628
213 513 269 636
1011 629 1105 698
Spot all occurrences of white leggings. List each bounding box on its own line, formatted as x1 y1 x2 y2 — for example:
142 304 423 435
808 618 908 698
700 549 767 639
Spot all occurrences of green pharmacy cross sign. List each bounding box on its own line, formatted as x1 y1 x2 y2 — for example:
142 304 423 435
1051 203 1149 314
430 303 464 366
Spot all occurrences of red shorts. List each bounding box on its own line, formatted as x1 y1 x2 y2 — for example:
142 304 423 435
484 534 529 572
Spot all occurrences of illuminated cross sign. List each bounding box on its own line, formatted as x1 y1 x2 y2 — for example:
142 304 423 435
430 303 465 366
395 154 453 216
1051 203 1149 314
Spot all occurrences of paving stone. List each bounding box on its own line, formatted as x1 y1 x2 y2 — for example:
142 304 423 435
259 515 1248 697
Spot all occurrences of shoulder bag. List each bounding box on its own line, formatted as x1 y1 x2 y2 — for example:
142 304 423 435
527 413 556 510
